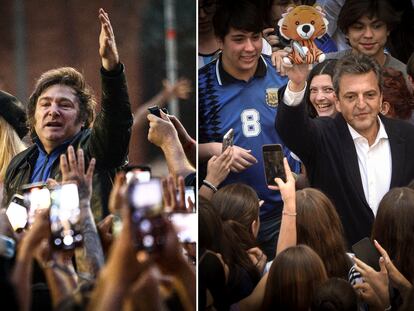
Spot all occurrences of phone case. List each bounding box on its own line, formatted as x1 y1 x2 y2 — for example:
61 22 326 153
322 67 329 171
352 237 381 271
262 144 286 185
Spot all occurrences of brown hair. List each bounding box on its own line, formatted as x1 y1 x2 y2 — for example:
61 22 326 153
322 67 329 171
262 245 328 311
27 67 96 134
296 188 350 279
372 187 414 283
382 67 414 120
211 183 259 237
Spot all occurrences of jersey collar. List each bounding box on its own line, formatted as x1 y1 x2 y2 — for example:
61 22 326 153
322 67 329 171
216 53 267 86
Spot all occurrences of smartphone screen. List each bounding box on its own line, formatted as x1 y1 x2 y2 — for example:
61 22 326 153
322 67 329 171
128 179 165 252
184 186 195 210
125 165 152 184
352 237 381 271
222 128 234 153
22 184 51 226
6 194 28 231
263 144 286 185
169 213 197 243
173 186 195 212
49 184 82 250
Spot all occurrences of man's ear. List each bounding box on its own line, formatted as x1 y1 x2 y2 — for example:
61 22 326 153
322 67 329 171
334 97 342 113
381 101 390 116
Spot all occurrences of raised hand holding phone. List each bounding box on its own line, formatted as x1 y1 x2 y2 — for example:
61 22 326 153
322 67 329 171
268 157 296 205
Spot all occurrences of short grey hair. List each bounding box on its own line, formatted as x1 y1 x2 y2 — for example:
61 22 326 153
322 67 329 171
333 53 383 96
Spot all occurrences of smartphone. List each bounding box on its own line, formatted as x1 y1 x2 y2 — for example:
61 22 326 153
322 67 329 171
222 128 234 153
22 183 50 226
169 213 197 243
128 179 165 252
148 105 169 118
6 194 28 231
125 165 152 184
184 186 195 210
352 237 381 271
175 186 195 211
263 144 286 185
49 184 82 250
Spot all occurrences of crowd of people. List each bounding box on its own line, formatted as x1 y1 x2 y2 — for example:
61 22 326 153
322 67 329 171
199 0 414 310
0 7 195 311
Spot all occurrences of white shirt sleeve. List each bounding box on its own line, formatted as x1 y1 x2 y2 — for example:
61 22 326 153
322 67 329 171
283 80 307 106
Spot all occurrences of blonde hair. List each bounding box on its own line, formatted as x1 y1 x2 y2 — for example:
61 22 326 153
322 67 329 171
0 116 26 181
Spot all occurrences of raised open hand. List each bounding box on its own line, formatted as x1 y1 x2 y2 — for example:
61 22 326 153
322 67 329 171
60 146 96 202
98 8 119 71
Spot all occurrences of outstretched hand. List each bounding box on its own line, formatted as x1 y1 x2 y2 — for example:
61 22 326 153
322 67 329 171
99 8 119 71
60 146 96 202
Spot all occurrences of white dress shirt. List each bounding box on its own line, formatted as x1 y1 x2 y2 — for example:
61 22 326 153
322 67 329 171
283 83 392 215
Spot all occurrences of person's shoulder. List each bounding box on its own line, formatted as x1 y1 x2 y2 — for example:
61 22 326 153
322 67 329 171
199 58 217 76
326 49 350 60
382 116 414 136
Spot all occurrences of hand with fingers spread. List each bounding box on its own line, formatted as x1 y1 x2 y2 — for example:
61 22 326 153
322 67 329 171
230 145 257 173
98 8 119 71
60 146 96 202
162 78 192 101
374 240 413 296
353 255 389 308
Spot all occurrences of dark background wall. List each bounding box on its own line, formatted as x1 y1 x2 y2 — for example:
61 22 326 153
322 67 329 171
0 0 196 171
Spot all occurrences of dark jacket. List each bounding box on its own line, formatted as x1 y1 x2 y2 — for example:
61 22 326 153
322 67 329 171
3 65 133 220
275 86 414 248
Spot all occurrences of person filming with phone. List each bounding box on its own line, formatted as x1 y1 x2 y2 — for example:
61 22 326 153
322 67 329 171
2 9 133 221
276 52 414 249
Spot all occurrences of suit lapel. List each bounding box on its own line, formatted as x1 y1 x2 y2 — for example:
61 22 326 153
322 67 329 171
335 114 369 206
381 116 405 188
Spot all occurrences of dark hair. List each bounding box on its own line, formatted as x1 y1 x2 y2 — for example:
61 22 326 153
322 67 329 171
333 53 383 96
382 67 414 120
213 0 263 41
211 183 259 237
199 197 225 253
311 278 358 311
27 67 96 135
199 197 261 295
407 52 414 78
305 59 338 118
261 245 328 311
296 188 350 279
337 0 400 35
372 187 414 283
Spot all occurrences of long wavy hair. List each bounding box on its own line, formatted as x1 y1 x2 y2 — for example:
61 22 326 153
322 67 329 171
296 188 351 279
372 187 414 283
261 245 328 311
0 116 26 181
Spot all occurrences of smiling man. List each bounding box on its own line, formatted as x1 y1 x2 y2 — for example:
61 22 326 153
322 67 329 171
2 9 133 219
276 53 414 248
199 0 300 260
326 0 409 83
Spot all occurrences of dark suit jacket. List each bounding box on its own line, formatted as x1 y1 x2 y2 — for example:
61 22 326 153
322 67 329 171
275 87 414 248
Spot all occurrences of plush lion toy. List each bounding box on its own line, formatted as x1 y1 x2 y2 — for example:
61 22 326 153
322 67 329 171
277 5 329 65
